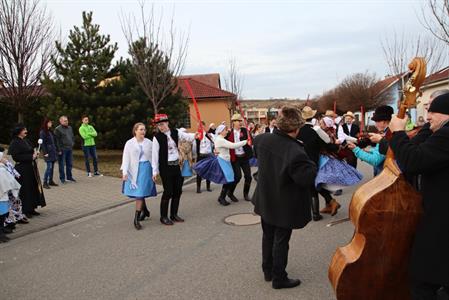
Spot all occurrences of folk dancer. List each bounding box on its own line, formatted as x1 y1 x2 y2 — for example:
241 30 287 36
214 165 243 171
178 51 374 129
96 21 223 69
152 114 196 225
337 111 359 168
225 113 254 202
121 123 157 230
195 121 214 193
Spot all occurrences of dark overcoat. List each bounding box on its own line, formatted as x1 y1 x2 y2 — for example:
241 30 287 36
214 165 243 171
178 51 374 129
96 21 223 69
39 130 58 162
252 129 317 229
8 137 46 214
390 122 449 286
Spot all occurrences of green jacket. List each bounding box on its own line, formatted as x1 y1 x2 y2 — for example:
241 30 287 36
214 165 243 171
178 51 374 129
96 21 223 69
79 124 97 146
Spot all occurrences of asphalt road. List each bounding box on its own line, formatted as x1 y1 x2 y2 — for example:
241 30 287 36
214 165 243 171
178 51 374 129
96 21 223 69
0 163 373 300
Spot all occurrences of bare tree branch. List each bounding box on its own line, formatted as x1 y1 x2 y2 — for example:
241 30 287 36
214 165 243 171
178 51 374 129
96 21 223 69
381 30 447 76
223 56 244 118
0 0 55 122
420 0 449 45
120 1 189 114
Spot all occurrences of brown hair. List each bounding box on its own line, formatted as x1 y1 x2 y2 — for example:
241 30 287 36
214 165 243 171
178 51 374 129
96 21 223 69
277 105 303 133
132 122 146 136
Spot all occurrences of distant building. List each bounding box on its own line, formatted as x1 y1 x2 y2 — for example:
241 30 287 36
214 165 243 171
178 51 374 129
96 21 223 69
417 66 449 120
177 74 236 131
239 99 306 124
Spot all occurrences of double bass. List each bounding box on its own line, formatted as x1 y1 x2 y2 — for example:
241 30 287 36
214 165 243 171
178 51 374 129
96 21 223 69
328 57 426 299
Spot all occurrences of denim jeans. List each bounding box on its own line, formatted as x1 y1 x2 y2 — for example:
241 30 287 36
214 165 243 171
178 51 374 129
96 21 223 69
58 149 73 181
82 145 98 173
44 161 55 183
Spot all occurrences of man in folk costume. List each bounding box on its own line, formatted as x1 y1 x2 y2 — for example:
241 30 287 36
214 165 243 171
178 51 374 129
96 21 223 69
225 113 254 202
152 114 196 226
337 111 359 168
195 121 214 193
389 93 449 299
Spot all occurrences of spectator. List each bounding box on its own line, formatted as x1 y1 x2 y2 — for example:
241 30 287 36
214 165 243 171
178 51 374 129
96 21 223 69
54 116 76 183
8 124 46 218
39 118 59 189
79 115 102 177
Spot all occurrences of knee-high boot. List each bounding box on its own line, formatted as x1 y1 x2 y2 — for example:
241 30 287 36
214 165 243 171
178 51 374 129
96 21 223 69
170 196 184 222
243 181 251 201
134 210 142 230
311 196 323 221
196 175 202 193
218 186 230 206
206 180 212 192
0 214 10 243
160 198 173 225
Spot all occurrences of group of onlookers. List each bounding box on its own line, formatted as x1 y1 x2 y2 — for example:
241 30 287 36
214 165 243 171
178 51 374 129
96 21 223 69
0 115 102 242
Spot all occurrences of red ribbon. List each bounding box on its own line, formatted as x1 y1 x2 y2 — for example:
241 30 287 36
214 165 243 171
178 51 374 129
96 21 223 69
183 79 204 140
360 105 365 135
235 100 252 146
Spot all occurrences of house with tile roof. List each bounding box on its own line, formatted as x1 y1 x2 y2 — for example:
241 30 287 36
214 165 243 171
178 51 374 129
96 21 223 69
416 66 449 120
177 74 236 131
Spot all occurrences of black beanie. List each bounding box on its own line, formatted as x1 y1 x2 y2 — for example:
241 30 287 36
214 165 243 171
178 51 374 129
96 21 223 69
428 92 449 115
372 105 394 122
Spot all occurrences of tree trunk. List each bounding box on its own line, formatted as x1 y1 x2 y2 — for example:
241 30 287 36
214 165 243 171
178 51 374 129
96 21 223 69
17 111 24 123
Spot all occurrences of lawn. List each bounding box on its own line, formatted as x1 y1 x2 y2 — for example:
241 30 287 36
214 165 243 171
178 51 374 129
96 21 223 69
73 149 123 178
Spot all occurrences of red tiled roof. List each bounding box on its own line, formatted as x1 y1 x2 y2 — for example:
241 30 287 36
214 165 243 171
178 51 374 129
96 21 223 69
423 66 449 85
177 78 235 100
372 74 404 97
178 73 221 89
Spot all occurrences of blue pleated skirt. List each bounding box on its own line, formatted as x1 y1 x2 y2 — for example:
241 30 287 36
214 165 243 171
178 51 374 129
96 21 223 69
193 156 234 184
315 155 363 190
0 200 9 215
122 161 157 198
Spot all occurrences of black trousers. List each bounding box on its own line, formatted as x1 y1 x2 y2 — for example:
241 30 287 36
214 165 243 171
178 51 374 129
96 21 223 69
261 219 293 282
411 280 449 300
229 156 252 195
160 165 184 218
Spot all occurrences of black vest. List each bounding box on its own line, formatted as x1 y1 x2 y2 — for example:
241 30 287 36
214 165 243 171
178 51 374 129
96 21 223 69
195 133 214 156
155 129 179 173
342 123 359 138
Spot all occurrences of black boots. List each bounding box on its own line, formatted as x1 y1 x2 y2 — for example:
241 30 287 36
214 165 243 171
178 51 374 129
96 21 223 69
134 211 142 230
138 201 150 221
43 182 50 189
206 180 212 192
311 196 323 221
49 180 58 187
243 182 251 201
218 187 230 206
0 214 10 243
272 278 301 289
197 177 212 193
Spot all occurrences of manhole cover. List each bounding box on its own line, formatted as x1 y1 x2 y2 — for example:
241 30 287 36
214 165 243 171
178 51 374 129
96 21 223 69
224 213 261 226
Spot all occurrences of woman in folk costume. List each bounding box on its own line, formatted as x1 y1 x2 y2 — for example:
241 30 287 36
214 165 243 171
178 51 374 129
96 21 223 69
121 123 157 230
0 149 22 243
314 116 363 215
194 124 247 206
152 114 196 226
194 121 214 193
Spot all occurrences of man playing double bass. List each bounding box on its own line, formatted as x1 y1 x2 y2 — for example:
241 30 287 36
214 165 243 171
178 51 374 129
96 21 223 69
389 92 449 299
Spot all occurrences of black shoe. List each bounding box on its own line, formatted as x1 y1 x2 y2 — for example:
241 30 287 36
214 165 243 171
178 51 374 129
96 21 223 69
0 234 10 243
43 183 50 189
31 211 40 216
49 181 59 186
18 218 29 224
160 217 174 225
227 194 239 202
244 194 251 201
218 197 230 206
170 215 185 222
5 222 16 230
25 213 33 219
272 278 301 289
334 189 342 196
207 187 212 192
264 273 273 282
134 211 142 230
2 226 13 234
67 178 77 182
313 214 323 221
196 187 202 194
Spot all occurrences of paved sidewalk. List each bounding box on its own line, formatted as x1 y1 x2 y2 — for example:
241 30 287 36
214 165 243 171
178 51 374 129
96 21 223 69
8 160 171 239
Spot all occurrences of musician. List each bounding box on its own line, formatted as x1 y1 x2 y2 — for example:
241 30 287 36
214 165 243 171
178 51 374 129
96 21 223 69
347 106 394 176
253 105 317 289
225 114 253 202
337 111 359 168
389 92 449 299
152 114 196 225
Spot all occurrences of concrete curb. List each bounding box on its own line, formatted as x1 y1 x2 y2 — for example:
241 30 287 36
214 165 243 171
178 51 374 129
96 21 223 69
9 176 198 240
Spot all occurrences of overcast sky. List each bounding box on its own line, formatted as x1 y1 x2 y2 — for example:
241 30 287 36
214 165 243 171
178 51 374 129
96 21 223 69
44 0 447 99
